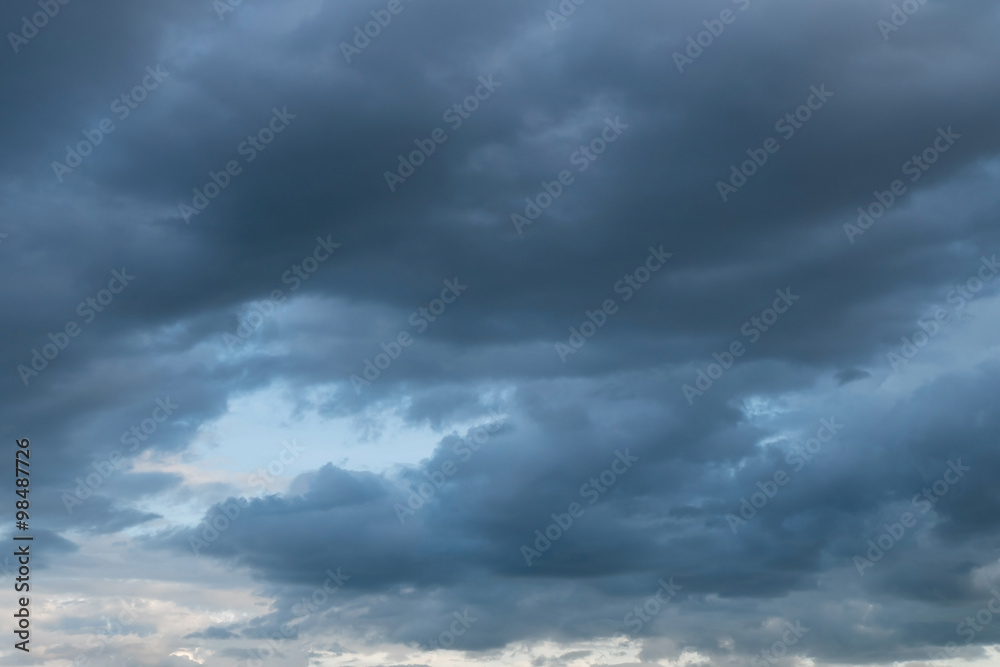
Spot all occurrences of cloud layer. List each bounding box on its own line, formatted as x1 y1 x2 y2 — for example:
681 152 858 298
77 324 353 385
3 0 1000 665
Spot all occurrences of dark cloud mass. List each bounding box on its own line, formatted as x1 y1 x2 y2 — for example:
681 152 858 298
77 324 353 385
2 0 1000 665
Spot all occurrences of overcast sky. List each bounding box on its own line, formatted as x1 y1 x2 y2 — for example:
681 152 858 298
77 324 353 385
3 1 1000 666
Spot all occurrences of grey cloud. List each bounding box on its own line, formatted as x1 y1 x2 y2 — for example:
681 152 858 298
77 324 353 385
3 0 1000 664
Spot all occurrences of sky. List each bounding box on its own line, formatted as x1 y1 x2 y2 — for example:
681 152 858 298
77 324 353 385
2 0 1000 666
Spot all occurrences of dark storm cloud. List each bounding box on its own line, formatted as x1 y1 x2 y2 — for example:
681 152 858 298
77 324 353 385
3 0 1000 664
184 626 239 640
150 363 1000 659
834 368 871 385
